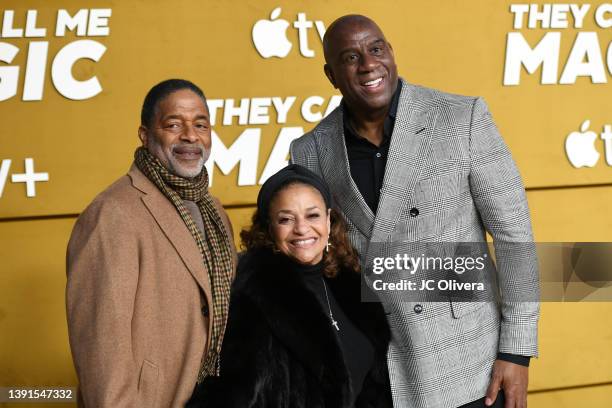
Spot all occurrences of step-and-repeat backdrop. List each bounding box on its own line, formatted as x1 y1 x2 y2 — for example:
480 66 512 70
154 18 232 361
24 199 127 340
1 1 611 406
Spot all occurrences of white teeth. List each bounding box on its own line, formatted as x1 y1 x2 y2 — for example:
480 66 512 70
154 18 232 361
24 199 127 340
293 238 316 246
364 78 383 86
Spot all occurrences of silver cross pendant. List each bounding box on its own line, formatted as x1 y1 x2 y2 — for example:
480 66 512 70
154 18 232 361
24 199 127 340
331 319 340 331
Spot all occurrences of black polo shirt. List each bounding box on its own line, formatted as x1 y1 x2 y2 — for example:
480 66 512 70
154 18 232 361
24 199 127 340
343 80 402 213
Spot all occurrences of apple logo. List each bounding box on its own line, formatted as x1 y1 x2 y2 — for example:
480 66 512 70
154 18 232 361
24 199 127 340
252 7 292 58
565 120 600 168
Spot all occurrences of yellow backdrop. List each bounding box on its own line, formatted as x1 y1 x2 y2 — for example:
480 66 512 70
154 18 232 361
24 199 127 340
1 0 611 406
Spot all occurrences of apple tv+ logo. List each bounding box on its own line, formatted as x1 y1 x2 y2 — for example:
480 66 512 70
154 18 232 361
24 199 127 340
565 120 612 168
252 7 326 59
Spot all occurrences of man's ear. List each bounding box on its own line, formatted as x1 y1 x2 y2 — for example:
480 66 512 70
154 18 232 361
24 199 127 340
324 64 337 89
387 41 394 57
138 126 148 147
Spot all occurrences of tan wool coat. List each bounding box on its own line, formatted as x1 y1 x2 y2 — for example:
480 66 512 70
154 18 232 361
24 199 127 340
66 164 236 407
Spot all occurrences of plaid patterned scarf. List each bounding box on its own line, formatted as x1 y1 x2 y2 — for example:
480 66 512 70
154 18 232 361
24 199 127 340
134 147 234 381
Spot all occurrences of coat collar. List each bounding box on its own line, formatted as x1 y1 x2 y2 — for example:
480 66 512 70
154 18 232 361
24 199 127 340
235 250 360 406
234 250 389 402
127 164 214 309
314 107 375 238
314 78 439 244
370 79 439 243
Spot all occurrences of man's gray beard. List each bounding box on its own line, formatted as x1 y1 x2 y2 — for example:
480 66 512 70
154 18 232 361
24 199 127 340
148 137 209 179
167 144 209 179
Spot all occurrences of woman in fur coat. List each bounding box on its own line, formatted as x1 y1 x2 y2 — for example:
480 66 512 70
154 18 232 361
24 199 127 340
187 165 392 407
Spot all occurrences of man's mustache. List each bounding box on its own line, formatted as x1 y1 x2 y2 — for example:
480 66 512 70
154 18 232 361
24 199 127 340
171 144 205 155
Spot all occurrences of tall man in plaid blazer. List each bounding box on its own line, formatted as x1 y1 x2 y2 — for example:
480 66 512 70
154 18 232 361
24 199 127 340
290 15 539 408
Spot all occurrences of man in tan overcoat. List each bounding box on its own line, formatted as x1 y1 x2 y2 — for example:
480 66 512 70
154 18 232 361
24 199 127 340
66 79 236 407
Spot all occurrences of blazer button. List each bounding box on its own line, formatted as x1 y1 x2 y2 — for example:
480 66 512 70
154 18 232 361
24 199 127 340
414 304 423 314
201 303 209 317
410 207 419 217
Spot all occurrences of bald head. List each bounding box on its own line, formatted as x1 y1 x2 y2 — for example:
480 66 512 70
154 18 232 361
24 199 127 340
322 15 398 118
323 15 384 63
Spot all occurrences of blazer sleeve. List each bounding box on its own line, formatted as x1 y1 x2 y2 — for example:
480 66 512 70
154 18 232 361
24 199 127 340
288 137 301 165
66 198 140 407
289 132 323 176
468 97 540 357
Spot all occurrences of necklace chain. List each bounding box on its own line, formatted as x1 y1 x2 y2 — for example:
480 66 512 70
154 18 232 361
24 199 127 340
321 278 340 331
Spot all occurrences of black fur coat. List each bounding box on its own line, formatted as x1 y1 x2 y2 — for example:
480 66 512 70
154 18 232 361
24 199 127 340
187 249 392 408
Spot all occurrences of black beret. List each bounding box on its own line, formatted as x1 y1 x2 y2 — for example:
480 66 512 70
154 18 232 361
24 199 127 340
257 164 332 224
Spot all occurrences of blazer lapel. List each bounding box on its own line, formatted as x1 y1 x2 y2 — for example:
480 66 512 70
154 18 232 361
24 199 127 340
128 165 213 301
370 80 439 243
315 108 375 238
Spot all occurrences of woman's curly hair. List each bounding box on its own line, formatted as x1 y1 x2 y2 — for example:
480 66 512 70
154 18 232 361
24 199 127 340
240 182 361 278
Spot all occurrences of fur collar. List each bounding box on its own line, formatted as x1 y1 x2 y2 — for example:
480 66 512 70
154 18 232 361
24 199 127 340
233 249 389 406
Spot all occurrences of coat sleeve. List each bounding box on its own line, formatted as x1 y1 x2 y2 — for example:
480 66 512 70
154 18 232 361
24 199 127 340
66 198 140 407
468 97 540 357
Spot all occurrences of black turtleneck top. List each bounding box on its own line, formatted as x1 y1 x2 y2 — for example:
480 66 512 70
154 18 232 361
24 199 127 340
291 259 375 405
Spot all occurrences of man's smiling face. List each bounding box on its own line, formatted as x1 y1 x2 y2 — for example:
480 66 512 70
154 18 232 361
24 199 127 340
139 89 211 178
323 17 398 117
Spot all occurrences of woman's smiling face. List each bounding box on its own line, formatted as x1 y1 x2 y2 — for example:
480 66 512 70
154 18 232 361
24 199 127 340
268 183 331 265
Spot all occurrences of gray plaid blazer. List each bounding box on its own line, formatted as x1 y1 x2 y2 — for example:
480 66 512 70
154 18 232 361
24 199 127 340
290 79 539 408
